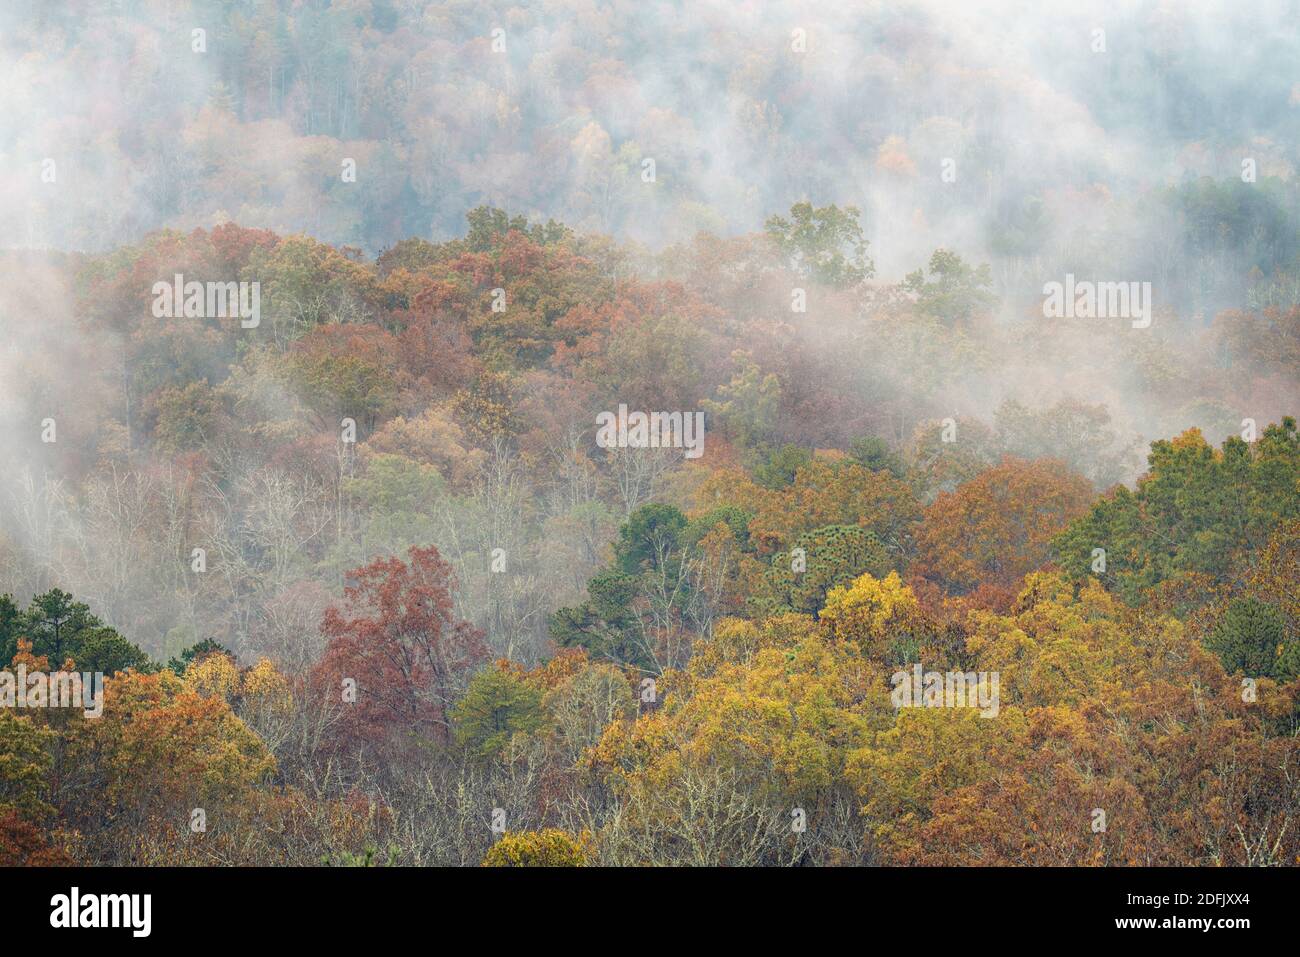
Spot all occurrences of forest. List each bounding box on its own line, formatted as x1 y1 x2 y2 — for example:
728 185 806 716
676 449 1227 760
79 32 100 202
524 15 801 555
0 202 1296 866
0 1 1297 868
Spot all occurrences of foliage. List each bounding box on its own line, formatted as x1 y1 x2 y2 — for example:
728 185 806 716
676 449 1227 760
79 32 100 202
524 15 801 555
1 199 1296 868
764 202 874 288
453 665 548 759
902 249 995 324
1 590 150 675
759 525 893 617
915 457 1094 597
480 829 590 867
314 546 488 749
1055 419 1300 606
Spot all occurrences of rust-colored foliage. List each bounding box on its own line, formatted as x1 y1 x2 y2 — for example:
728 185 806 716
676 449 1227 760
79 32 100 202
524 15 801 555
313 546 487 749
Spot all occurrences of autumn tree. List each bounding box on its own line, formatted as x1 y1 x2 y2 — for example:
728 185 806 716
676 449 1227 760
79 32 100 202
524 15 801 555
59 669 276 863
850 572 1300 865
314 546 487 749
583 614 885 865
695 455 922 560
914 457 1094 599
481 828 589 866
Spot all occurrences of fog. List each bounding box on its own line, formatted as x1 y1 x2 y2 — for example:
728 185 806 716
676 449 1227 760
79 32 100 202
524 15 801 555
0 0 1296 659
3 1 1295 281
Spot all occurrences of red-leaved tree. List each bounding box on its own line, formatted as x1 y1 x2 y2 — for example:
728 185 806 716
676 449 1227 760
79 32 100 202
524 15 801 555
314 546 487 749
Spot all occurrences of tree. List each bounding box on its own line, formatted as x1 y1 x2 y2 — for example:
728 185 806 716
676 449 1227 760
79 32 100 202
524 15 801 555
3 590 150 675
736 457 922 558
541 659 635 764
582 614 883 865
145 380 227 453
72 628 151 675
819 571 928 665
345 454 447 553
8 590 97 666
314 546 488 748
0 809 71 866
614 503 687 574
1203 598 1294 680
848 436 905 478
286 323 402 433
1055 420 1300 607
849 571 1300 865
753 444 814 489
701 351 781 450
902 248 995 324
763 202 873 287
684 506 753 553
167 638 232 675
905 417 1001 499
0 711 56 822
0 597 19 667
1230 519 1300 669
994 398 1135 489
453 665 547 759
362 408 485 488
249 234 383 345
63 669 276 858
464 206 572 252
915 457 1094 597
549 572 649 671
480 829 589 866
759 525 893 617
